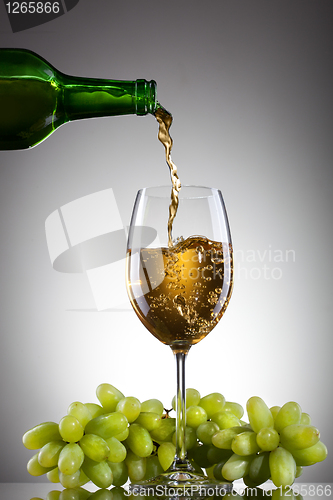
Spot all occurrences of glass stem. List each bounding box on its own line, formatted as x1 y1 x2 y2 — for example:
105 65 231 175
170 345 192 470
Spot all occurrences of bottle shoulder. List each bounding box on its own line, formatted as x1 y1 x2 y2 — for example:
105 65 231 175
0 48 59 82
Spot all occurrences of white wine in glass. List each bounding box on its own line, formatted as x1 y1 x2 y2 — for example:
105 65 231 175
126 185 233 494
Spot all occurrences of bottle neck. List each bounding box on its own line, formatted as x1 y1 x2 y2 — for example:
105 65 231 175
62 75 157 121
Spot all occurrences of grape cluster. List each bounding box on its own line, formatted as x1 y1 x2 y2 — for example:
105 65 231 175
22 385 327 490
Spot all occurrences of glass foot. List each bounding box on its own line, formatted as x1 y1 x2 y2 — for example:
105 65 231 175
129 470 233 497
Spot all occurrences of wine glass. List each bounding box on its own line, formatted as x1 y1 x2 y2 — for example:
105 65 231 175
126 185 233 494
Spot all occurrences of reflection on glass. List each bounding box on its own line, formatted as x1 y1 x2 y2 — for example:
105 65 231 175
28 484 309 500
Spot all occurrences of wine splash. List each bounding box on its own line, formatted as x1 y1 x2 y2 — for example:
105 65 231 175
127 236 233 347
154 106 181 247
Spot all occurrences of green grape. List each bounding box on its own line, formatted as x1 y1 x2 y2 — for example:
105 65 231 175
248 452 271 485
196 421 220 445
108 461 128 486
300 412 311 425
59 487 91 500
290 441 328 466
58 469 89 488
38 441 65 468
246 397 274 433
134 412 162 431
256 427 280 451
116 397 141 423
150 417 176 442
58 443 84 475
85 412 128 440
270 406 281 421
223 402 244 419
145 455 164 479
211 426 247 449
243 487 270 499
280 424 320 451
271 488 301 500
79 434 110 462
222 453 254 481
81 457 113 488
172 388 201 410
243 475 261 488
58 490 80 500
67 402 92 427
126 423 153 457
85 403 105 419
105 436 127 462
88 490 113 500
189 457 204 473
274 402 302 433
58 490 78 500
88 489 113 500
211 411 241 430
186 388 201 407
158 442 176 470
47 467 60 483
172 426 197 450
59 416 84 443
22 383 329 491
213 460 230 481
199 393 225 418
231 431 260 456
46 491 61 500
96 384 125 413
140 399 164 416
113 427 129 442
296 465 303 478
23 422 61 450
269 447 296 487
27 453 54 476
205 464 215 479
110 487 128 500
125 450 146 481
186 406 207 428
206 444 233 464
190 444 212 468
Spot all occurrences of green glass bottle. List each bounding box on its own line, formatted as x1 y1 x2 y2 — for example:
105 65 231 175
0 48 157 150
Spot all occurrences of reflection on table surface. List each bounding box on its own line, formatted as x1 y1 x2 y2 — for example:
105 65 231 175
0 482 331 500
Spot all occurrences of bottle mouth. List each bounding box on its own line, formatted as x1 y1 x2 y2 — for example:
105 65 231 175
135 79 157 115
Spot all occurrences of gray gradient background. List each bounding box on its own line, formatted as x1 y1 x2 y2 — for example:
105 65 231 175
0 0 332 484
